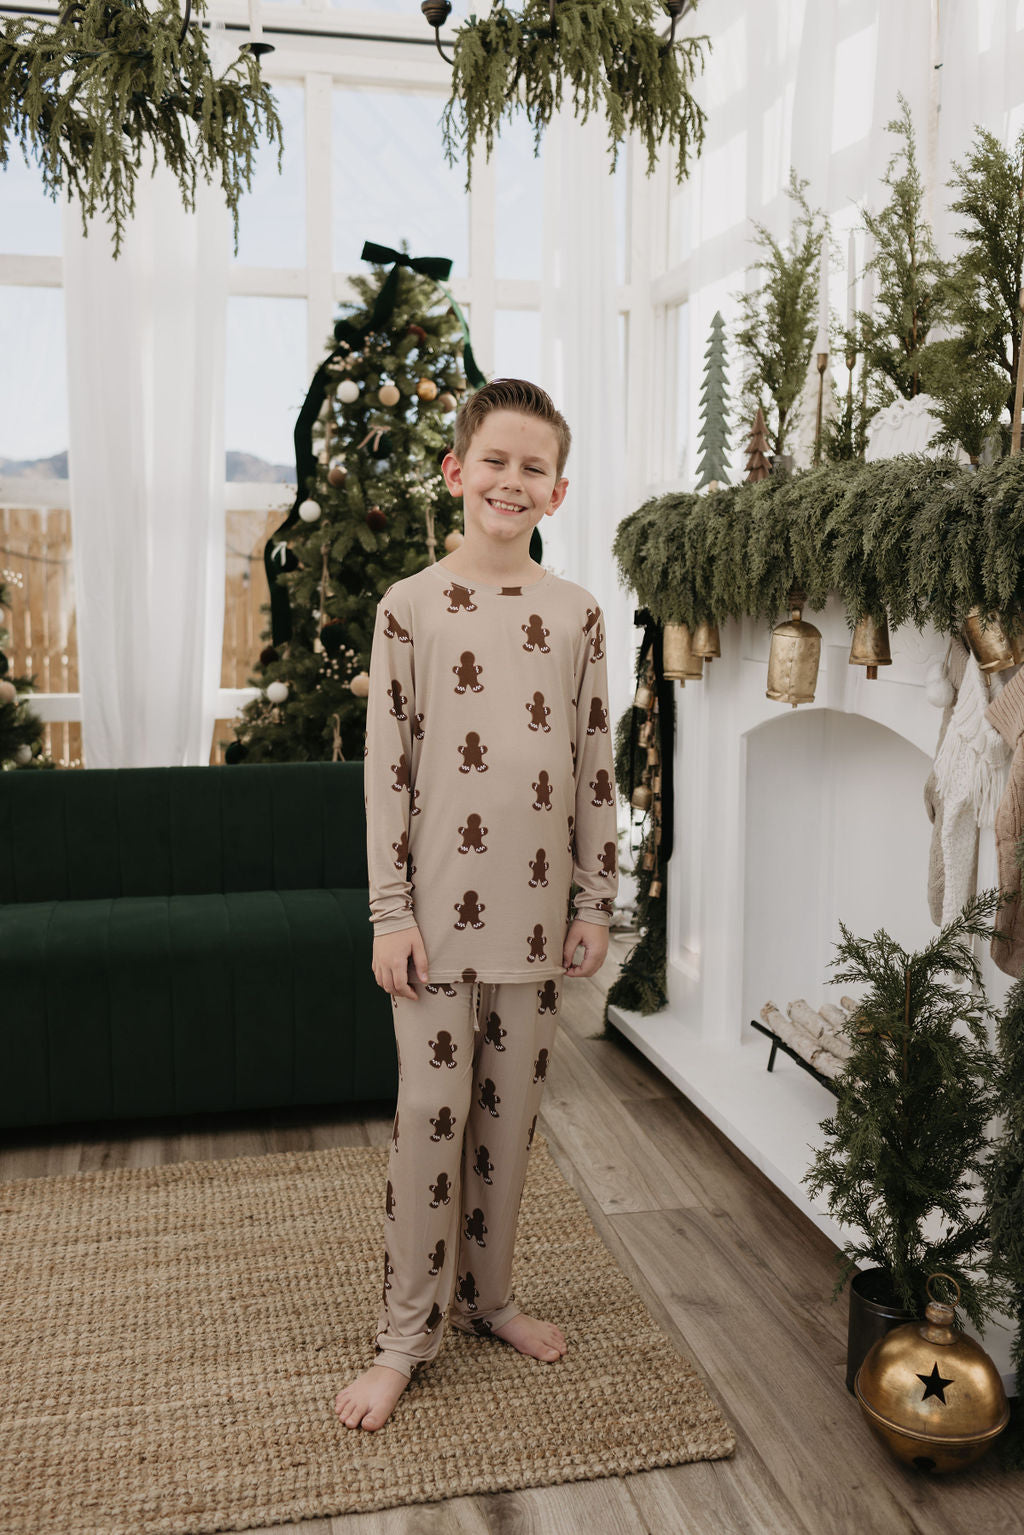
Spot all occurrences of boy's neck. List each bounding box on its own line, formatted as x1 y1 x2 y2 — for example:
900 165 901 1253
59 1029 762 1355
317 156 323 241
438 538 543 587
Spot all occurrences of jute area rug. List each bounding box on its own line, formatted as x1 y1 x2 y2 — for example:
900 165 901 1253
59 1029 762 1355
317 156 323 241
1 1134 735 1535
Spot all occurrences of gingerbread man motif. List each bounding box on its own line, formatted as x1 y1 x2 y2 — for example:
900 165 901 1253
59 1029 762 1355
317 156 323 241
470 1317 493 1336
454 891 486 929
391 828 409 869
582 607 600 636
527 923 547 962
589 620 605 662
464 1208 488 1247
458 813 488 854
428 1030 457 1069
473 1144 494 1183
430 1105 456 1141
390 753 412 794
522 614 551 653
528 848 549 887
413 712 425 741
594 897 614 916
532 770 553 810
533 1048 549 1084
425 981 458 996
382 1250 393 1299
428 1238 446 1275
483 1010 506 1050
388 679 407 720
424 1302 444 1333
456 1272 478 1312
442 581 477 614
429 1171 452 1207
460 968 478 985
527 1113 537 1149
478 1077 501 1117
587 697 608 735
458 732 488 772
600 841 617 877
385 1179 396 1220
526 691 551 731
538 979 559 1015
589 769 614 806
382 609 412 643
453 651 484 693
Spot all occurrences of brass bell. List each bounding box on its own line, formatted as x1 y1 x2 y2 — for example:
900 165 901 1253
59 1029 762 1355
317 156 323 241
662 622 704 681
646 745 660 766
854 1274 1009 1474
691 621 721 661
639 719 655 747
648 879 663 898
849 612 892 680
634 680 654 710
631 782 653 811
767 591 821 707
642 849 656 870
963 608 1016 673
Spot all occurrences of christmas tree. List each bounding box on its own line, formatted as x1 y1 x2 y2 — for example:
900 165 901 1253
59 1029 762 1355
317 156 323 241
227 244 488 764
984 965 1024 1468
696 311 730 487
744 406 771 481
0 572 46 769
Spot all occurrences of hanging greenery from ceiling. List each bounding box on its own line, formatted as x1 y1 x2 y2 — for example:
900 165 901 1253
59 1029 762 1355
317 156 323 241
613 453 1024 635
438 0 709 188
0 0 282 257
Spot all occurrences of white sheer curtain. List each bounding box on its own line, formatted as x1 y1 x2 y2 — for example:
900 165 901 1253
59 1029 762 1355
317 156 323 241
540 107 635 748
63 136 229 768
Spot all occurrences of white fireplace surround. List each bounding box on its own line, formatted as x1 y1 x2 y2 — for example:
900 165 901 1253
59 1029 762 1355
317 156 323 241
607 595 1017 1388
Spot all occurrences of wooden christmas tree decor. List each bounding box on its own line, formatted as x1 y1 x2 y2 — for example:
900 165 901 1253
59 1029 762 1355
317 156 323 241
697 311 731 488
745 406 771 482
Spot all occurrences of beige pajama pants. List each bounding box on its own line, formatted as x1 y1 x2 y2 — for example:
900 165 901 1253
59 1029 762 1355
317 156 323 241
373 976 561 1379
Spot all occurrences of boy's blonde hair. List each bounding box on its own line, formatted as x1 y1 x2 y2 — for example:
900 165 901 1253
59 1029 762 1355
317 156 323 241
452 378 572 481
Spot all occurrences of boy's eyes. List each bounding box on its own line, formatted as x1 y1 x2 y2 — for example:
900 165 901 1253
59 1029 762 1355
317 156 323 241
485 459 544 472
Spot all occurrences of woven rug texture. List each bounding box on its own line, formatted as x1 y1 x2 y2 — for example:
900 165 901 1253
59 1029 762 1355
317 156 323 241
0 1135 735 1534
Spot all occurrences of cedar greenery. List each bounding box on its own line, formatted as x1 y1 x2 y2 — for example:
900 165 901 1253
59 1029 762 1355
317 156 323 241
0 0 282 257
612 452 1024 636
803 892 1005 1330
733 170 828 457
439 0 709 190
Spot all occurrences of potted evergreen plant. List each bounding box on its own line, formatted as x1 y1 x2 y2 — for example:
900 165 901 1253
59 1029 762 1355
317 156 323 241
803 891 1006 1392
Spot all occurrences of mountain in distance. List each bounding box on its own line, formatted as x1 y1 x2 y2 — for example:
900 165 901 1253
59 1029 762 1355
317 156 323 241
0 451 295 484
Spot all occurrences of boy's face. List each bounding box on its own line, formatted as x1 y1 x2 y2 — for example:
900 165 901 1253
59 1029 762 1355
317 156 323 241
441 409 568 552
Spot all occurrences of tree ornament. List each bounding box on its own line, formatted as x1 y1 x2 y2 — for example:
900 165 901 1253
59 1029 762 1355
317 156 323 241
439 392 458 412
855 1274 1008 1473
349 671 370 698
0 679 15 706
378 383 401 407
417 378 439 401
265 680 289 704
767 590 821 707
696 311 731 487
327 459 348 487
444 529 464 551
259 645 279 667
926 674 955 708
320 620 346 656
366 506 388 531
14 743 32 766
224 740 248 765
745 406 772 481
298 498 322 523
849 613 893 679
337 379 360 404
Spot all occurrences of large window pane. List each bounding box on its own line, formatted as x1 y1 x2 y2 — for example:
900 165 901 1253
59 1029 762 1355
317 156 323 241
233 82 305 268
0 287 67 465
332 89 468 277
0 152 62 257
495 113 543 281
494 309 540 384
226 297 307 473
671 301 690 480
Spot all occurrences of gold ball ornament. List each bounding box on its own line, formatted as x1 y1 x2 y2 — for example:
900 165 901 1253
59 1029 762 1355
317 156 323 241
378 384 401 407
444 530 464 552
417 378 439 402
349 671 371 698
327 459 347 488
439 392 458 412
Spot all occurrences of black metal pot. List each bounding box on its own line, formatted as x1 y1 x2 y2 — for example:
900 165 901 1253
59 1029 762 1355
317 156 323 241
846 1268 918 1394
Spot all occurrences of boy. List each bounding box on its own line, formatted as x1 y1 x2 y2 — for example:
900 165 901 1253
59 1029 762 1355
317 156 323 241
335 378 618 1432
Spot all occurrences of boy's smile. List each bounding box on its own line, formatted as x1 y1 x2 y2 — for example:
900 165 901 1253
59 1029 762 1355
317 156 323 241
441 410 569 566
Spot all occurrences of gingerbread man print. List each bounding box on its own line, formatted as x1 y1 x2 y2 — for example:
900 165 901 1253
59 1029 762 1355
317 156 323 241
458 731 488 772
483 1009 506 1050
538 979 559 1015
478 1078 501 1117
527 923 547 962
442 580 477 614
589 768 614 807
453 651 484 693
454 891 486 929
533 1049 549 1084
528 848 550 887
382 609 412 643
532 769 553 810
458 814 488 854
587 697 608 735
456 1273 478 1312
464 1208 488 1247
522 614 551 653
429 1171 452 1207
473 1144 494 1183
391 828 409 868
600 841 617 877
430 1105 457 1141
428 1030 457 1069
387 679 407 720
428 1239 446 1276
526 691 551 731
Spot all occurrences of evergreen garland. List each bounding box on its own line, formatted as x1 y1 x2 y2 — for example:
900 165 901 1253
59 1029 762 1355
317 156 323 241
0 0 282 257
612 452 1024 637
803 891 1004 1330
440 0 709 189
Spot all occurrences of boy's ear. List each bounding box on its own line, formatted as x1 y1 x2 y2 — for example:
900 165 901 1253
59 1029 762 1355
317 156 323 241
547 476 569 514
441 451 464 497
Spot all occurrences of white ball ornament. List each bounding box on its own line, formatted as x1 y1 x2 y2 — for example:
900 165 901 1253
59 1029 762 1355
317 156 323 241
266 681 290 704
349 671 370 698
444 530 464 552
14 743 32 765
298 498 322 523
337 380 360 405
926 675 954 708
925 657 946 685
378 383 401 407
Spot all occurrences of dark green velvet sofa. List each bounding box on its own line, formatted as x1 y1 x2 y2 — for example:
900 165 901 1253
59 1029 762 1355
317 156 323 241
0 761 397 1130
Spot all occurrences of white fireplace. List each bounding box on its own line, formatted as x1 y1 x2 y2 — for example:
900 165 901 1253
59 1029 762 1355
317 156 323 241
607 594 1016 1387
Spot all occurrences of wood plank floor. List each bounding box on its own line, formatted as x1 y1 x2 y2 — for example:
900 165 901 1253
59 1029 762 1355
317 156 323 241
3 933 1021 1535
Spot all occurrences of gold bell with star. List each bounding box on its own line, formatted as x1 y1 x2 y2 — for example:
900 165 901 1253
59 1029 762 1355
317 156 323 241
854 1273 1009 1473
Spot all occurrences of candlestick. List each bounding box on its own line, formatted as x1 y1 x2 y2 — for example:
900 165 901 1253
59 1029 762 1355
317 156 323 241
846 230 856 333
817 242 829 349
248 0 263 41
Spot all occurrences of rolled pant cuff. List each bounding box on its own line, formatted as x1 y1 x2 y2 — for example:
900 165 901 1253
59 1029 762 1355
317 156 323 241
373 1350 417 1380
449 1301 522 1335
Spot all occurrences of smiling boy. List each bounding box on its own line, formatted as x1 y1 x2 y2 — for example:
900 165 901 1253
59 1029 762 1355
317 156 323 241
334 378 618 1432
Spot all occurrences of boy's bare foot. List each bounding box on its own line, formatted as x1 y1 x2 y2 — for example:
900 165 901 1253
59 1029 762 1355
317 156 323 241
492 1312 567 1362
334 1363 410 1431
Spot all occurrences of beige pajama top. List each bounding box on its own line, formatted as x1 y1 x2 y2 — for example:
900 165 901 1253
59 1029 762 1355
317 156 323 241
364 560 618 982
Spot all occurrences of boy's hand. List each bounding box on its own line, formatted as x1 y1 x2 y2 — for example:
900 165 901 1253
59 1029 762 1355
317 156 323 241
373 926 429 1000
562 918 609 978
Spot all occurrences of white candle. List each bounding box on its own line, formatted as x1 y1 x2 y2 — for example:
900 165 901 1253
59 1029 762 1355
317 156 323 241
817 242 829 355
861 231 875 325
846 230 856 332
248 0 263 43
